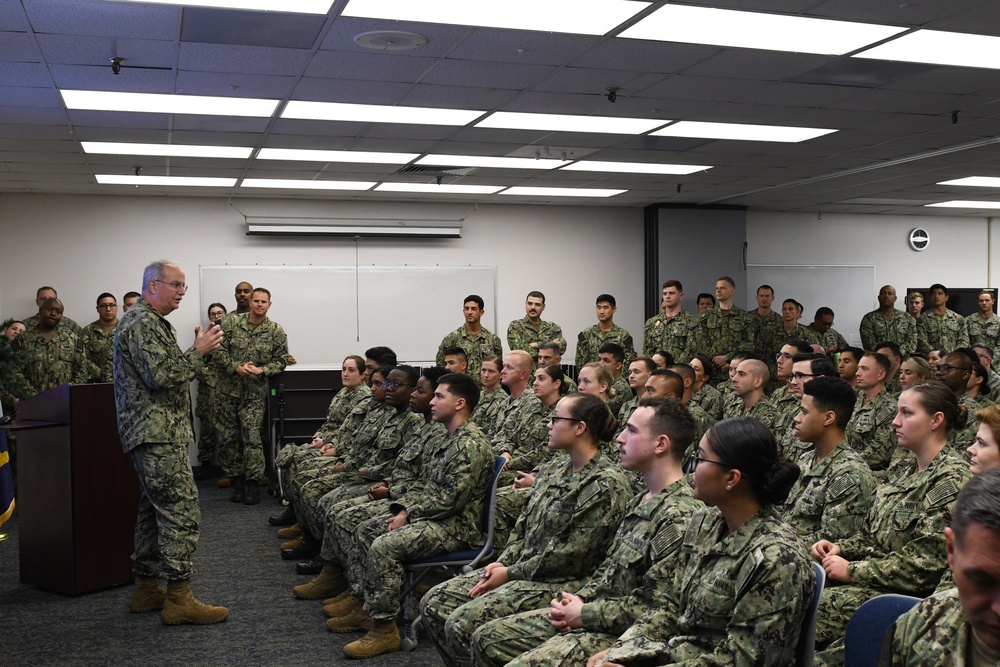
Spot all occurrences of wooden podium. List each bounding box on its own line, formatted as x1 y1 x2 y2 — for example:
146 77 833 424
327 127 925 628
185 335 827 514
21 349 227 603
11 383 138 595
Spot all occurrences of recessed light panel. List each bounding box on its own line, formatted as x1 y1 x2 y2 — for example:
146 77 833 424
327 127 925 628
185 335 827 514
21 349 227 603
652 121 835 143
62 90 278 117
938 177 1000 188
376 183 503 194
620 4 906 55
257 148 419 164
927 201 1000 209
342 0 649 35
96 175 237 186
476 112 668 135
282 101 484 126
416 155 568 169
82 142 253 158
856 30 1000 70
241 179 375 190
563 161 711 175
500 186 625 197
104 0 334 14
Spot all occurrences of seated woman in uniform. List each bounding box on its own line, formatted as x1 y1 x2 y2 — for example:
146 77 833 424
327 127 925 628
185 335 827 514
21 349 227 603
420 392 632 667
471 354 506 438
898 355 933 390
588 417 815 667
811 381 973 666
689 353 722 420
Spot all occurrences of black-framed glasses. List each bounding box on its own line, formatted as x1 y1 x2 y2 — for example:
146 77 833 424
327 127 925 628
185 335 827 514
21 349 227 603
937 364 971 373
544 415 580 426
791 372 815 381
683 451 735 475
380 381 413 389
152 280 187 291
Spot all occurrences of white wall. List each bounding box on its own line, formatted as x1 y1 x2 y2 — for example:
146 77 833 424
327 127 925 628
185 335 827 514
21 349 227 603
0 194 646 364
746 210 993 309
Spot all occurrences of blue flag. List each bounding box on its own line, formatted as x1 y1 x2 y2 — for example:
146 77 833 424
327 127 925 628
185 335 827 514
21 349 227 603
0 430 13 528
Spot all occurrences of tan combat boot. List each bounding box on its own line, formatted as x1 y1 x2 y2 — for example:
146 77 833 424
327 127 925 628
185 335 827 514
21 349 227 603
280 535 304 550
323 590 354 617
130 576 166 613
161 580 229 625
325 604 375 633
343 620 401 658
323 592 361 617
276 523 302 540
292 563 347 600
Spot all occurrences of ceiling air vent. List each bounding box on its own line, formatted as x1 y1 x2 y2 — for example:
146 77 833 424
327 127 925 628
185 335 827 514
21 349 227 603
395 165 478 177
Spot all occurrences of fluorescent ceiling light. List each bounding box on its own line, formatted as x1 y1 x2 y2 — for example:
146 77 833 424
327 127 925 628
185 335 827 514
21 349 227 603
376 183 503 194
652 121 835 143
855 30 1000 70
257 148 418 164
104 0 334 13
62 90 278 117
927 200 1000 209
500 186 625 197
938 177 1000 188
282 101 484 126
240 179 375 190
81 142 252 158
96 174 237 186
416 155 568 169
563 161 712 175
245 216 463 238
476 112 668 135
619 4 906 56
342 0 649 35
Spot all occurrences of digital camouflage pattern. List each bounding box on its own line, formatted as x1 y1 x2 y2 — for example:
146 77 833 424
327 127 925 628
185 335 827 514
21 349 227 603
436 325 503 388
816 326 849 354
419 452 631 667
690 306 756 383
113 299 205 452
601 507 815 667
492 390 549 473
917 309 970 356
761 323 820 387
814 448 971 665
472 480 703 667
692 382 723 420
12 323 90 398
768 385 801 448
575 324 636 368
733 395 780 432
507 317 567 361
966 312 1000 351
750 310 782 361
642 311 698 360
878 587 972 667
471 387 509 440
80 320 115 382
948 394 979 459
844 389 898 472
780 441 877 546
23 313 80 334
313 384 372 444
860 309 917 356
607 376 632 421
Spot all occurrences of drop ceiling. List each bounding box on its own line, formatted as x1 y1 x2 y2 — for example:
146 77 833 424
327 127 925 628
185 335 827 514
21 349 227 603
3 0 1000 213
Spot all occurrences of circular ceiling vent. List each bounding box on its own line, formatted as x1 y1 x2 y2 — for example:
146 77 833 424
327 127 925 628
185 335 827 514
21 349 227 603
354 31 428 51
908 228 930 251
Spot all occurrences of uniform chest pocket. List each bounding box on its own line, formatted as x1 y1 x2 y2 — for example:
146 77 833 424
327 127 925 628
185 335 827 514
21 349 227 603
853 411 876 434
890 509 920 533
796 488 825 517
689 572 733 619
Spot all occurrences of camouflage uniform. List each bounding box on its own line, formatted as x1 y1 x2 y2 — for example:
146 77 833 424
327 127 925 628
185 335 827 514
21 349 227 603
354 420 494 622
685 401 712 461
601 507 816 667
642 311 698 360
113 298 205 580
23 313 81 333
471 387 509 440
419 452 631 667
721 383 742 419
616 395 639 438
80 320 115 382
731 395 779 431
471 480 703 667
493 390 549 475
780 441 877 546
213 313 288 480
762 323 820 391
750 310 783 362
845 389 898 472
860 309 917 356
816 326 849 354
575 324 636 368
507 317 567 361
607 376 632 420
690 306 756 384
194 354 220 466
966 311 1000 351
11 324 90 398
948 394 979 459
879 587 972 667
917 309 970 356
692 382 722 420
814 449 972 666
436 326 503 388
769 385 801 452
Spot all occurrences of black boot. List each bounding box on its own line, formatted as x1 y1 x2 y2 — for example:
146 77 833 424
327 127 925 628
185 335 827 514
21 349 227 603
244 481 260 505
282 533 321 560
267 505 296 526
296 556 325 575
230 476 246 503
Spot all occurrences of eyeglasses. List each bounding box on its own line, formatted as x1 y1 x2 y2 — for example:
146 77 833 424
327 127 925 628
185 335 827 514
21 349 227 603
152 280 187 291
937 364 971 373
791 372 815 381
775 352 793 360
380 381 412 389
683 451 735 475
544 415 580 426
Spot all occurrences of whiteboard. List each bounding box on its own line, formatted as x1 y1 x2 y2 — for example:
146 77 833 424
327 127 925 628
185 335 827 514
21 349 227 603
745 265 876 347
200 265 498 366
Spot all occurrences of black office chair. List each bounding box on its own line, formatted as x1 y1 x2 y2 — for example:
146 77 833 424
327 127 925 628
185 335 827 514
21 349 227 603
795 561 827 667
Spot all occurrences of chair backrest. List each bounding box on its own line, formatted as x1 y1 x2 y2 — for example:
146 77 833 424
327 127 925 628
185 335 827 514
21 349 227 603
477 456 507 556
795 561 826 667
844 593 921 667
